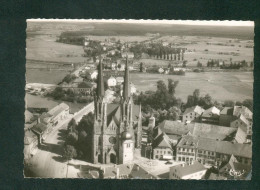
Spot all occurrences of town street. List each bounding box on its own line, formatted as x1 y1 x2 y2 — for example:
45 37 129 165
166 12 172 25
26 103 94 178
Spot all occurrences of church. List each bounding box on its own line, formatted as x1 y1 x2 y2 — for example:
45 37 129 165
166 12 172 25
91 56 142 164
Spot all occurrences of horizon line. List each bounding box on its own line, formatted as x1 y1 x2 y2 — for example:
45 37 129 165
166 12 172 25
27 19 254 27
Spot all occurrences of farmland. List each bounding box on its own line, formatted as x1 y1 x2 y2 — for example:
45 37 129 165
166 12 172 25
26 21 254 103
130 72 253 102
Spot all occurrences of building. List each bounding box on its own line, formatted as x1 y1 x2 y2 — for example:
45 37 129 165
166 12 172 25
47 103 69 126
169 161 207 180
182 106 205 123
31 123 48 144
201 106 220 124
107 76 117 87
91 57 142 164
154 120 237 142
152 133 174 160
234 125 248 144
24 110 37 131
176 135 198 164
219 106 252 127
175 135 252 167
230 114 252 141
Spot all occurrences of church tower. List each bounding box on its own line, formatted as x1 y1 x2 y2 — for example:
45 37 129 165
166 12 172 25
92 57 108 164
118 55 135 164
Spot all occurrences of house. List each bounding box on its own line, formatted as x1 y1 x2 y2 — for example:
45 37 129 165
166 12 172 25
201 106 220 124
107 76 117 87
169 161 207 180
234 125 248 144
230 114 252 141
219 106 252 127
158 68 164 74
90 70 98 80
152 133 174 160
182 106 205 123
31 123 48 144
47 103 70 126
175 134 252 167
24 130 38 159
176 135 198 164
130 83 137 94
154 120 237 142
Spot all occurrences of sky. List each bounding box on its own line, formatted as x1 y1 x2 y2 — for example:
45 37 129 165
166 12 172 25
27 19 254 27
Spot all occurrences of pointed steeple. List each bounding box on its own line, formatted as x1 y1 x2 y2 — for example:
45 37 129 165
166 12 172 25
96 57 104 97
123 55 130 100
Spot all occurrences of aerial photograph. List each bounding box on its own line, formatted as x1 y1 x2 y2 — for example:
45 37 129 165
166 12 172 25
24 19 253 179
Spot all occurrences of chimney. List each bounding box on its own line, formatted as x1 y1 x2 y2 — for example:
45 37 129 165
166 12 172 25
136 166 140 171
181 163 185 167
37 117 41 124
116 167 120 179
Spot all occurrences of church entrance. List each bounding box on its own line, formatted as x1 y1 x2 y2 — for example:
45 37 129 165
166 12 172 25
110 153 116 164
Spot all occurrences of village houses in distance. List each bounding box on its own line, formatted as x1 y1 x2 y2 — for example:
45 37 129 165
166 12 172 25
25 21 253 180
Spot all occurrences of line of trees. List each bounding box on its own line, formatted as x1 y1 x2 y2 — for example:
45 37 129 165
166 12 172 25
64 112 95 161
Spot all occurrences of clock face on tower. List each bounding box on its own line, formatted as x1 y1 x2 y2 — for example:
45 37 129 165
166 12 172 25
109 136 116 144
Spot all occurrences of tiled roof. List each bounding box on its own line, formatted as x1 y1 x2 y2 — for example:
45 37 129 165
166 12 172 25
192 123 237 140
170 161 206 178
202 106 220 117
157 120 194 136
183 106 205 115
233 106 252 120
234 126 247 144
157 120 236 141
153 133 172 149
208 173 227 180
220 107 233 115
31 123 47 134
178 135 252 159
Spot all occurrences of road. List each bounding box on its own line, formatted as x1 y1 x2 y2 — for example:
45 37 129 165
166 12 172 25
26 102 94 178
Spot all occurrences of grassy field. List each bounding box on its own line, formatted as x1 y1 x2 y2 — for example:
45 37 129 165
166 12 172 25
130 72 253 102
153 36 254 67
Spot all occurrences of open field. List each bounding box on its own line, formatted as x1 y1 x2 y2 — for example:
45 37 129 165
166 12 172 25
26 35 86 63
130 72 253 102
153 36 254 67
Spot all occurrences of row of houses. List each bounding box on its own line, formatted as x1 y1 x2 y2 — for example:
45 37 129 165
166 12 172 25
182 105 253 143
24 103 70 159
148 114 252 168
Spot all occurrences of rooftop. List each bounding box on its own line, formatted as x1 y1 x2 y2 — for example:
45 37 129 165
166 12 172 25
202 106 220 117
183 105 205 115
170 161 206 178
48 103 69 118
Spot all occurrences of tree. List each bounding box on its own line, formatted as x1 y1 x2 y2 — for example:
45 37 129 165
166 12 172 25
167 106 181 121
51 87 65 100
224 100 235 107
199 94 213 109
66 132 78 146
67 118 77 132
193 89 200 106
78 81 92 88
63 145 77 160
197 61 202 67
168 79 179 95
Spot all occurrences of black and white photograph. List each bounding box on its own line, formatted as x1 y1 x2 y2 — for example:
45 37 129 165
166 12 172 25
24 19 253 180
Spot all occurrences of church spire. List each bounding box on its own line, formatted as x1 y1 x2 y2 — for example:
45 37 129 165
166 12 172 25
96 57 104 97
123 55 130 100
